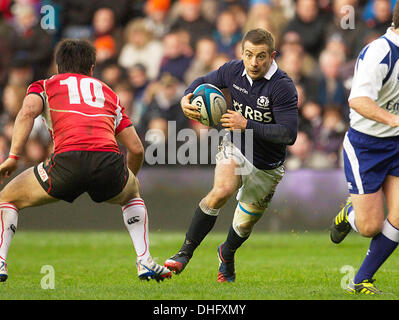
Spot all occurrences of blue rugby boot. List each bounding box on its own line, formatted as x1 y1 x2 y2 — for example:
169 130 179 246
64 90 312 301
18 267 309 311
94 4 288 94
164 251 191 275
137 258 172 282
217 243 235 283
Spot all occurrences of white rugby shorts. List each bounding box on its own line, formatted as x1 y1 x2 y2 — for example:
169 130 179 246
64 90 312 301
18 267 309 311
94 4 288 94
215 137 284 209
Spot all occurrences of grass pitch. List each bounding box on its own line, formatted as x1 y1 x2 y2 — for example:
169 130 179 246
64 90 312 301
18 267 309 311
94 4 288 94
1 231 398 300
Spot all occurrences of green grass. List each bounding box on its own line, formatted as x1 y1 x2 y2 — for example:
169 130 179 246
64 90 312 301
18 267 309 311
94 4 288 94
1 231 398 300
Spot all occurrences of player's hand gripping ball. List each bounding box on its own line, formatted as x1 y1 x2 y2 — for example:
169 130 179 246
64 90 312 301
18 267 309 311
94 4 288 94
190 84 227 127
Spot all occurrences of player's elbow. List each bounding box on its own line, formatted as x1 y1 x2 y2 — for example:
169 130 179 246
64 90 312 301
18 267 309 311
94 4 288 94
348 97 371 112
130 142 144 158
283 128 297 146
18 94 43 120
286 133 297 146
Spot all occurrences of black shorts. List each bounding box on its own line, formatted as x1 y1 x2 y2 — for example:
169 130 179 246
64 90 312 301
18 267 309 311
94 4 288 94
34 151 129 203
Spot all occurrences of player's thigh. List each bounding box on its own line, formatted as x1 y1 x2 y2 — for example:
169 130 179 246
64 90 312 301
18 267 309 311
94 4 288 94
382 175 399 228
211 158 242 198
105 168 140 206
350 190 385 236
0 167 58 209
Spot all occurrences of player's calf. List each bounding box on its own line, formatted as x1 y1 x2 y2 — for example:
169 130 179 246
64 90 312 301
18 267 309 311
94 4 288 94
217 202 264 283
165 198 220 274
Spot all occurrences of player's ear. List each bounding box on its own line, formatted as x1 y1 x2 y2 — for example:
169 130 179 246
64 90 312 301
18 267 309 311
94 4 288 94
270 50 277 61
89 65 95 77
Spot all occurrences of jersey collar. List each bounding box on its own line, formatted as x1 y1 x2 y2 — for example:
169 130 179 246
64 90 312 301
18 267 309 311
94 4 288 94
242 60 278 86
385 27 399 47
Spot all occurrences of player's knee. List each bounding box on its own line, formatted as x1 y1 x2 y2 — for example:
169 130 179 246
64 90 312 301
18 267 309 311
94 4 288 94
0 190 11 205
210 185 235 203
232 202 264 237
357 220 383 238
234 221 254 238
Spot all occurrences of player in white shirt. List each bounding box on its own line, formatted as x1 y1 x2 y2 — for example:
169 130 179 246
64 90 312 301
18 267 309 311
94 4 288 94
330 5 399 294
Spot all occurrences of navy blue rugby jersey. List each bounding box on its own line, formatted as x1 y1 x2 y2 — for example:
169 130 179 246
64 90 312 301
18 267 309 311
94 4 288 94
185 59 298 170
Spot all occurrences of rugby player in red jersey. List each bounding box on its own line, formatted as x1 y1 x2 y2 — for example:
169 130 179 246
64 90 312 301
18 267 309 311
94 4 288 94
0 39 172 282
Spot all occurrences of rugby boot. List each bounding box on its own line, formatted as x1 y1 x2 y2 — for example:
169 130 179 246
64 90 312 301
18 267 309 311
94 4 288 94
137 258 172 282
330 197 353 244
164 251 191 274
217 243 236 283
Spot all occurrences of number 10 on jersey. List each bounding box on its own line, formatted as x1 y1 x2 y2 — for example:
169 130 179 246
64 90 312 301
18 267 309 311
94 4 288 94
60 76 105 108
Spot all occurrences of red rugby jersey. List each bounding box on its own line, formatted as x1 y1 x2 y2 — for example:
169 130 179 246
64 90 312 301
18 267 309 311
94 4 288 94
26 73 132 154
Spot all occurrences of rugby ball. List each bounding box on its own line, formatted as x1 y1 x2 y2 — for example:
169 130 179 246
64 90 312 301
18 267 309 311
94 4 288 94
190 83 227 127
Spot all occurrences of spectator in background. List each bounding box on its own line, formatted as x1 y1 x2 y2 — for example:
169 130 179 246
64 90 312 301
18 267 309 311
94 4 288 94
0 135 8 164
177 29 194 57
159 31 192 82
118 18 163 80
92 35 117 80
91 7 123 55
2 119 14 144
1 84 26 121
277 31 316 78
244 2 273 34
224 2 248 31
21 137 48 168
0 15 12 87
7 59 34 87
184 37 218 85
212 9 242 58
171 0 214 49
59 0 94 39
9 3 53 80
285 130 336 170
314 105 347 168
144 0 172 39
362 0 396 22
295 83 314 134
325 0 368 60
210 53 230 70
127 63 151 124
315 49 348 115
139 73 189 142
282 0 327 59
365 0 392 36
285 131 316 169
98 59 125 89
114 81 135 121
300 100 323 140
277 48 316 101
245 0 287 45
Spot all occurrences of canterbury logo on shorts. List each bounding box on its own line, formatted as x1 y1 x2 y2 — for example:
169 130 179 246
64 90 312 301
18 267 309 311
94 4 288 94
37 162 49 182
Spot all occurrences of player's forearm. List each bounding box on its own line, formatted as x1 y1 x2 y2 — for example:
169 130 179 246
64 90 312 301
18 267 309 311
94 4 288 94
246 120 297 145
127 150 144 176
349 97 399 127
10 108 36 156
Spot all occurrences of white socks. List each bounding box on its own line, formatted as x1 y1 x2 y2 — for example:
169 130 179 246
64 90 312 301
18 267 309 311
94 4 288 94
122 198 151 263
347 206 359 232
0 203 18 262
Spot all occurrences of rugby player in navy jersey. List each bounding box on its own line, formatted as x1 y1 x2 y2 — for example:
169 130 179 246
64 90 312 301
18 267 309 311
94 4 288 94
164 29 298 282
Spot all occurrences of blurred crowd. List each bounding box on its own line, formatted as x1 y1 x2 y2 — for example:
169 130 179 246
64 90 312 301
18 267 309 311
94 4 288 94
0 0 395 170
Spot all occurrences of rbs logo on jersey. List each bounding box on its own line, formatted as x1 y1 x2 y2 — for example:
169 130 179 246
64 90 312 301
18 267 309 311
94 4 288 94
233 99 273 123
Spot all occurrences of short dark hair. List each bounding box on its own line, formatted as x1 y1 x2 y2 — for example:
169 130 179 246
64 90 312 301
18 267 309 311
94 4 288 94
55 39 96 75
241 28 275 54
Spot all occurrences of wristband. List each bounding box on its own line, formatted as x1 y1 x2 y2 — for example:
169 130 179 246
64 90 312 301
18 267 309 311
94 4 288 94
8 154 20 160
